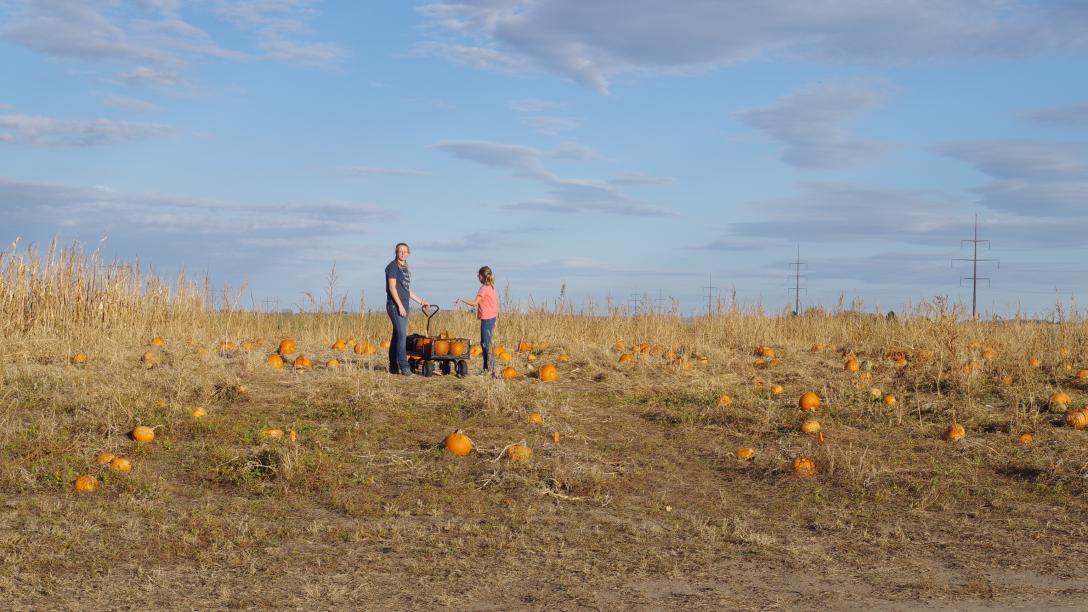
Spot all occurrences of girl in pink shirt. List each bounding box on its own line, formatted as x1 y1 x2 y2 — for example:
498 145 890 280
455 266 498 374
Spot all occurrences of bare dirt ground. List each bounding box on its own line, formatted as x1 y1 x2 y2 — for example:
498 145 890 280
3 337 1088 610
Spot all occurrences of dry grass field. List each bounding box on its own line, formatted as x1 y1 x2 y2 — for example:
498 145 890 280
3 242 1088 610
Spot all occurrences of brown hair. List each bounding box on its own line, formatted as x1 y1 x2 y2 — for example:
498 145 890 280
478 266 494 287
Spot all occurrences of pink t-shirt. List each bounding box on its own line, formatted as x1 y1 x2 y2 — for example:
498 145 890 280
476 285 498 320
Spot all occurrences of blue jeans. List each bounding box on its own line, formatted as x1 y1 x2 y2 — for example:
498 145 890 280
387 303 409 373
480 317 496 371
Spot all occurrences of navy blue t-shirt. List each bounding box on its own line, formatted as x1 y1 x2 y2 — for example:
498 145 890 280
385 260 410 308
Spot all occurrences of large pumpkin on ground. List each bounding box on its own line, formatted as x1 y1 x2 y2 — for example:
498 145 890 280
798 392 821 411
278 338 297 355
539 364 559 382
444 430 474 456
791 457 817 478
501 366 517 380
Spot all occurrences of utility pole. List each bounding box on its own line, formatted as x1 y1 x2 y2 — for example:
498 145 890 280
787 245 807 315
951 214 999 320
628 291 642 315
652 289 666 314
702 273 718 315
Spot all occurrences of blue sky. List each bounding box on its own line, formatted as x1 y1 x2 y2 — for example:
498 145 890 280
2 1 1088 316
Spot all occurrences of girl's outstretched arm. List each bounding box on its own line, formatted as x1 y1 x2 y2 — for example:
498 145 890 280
456 296 480 307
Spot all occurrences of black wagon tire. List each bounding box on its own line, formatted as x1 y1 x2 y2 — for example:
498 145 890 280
455 360 468 378
422 360 434 377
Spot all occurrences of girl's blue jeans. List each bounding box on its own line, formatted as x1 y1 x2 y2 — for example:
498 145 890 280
387 303 409 373
480 317 496 371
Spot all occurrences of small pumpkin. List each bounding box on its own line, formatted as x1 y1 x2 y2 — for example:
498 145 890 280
325 358 340 369
1028 357 1042 368
735 447 755 461
74 475 99 493
844 359 861 372
517 341 531 353
614 340 626 350
791 457 817 478
331 339 347 350
798 392 821 411
981 348 995 360
293 355 313 369
140 351 159 369
95 451 115 465
444 430 473 456
470 345 483 357
219 340 237 352
756 345 776 358
1075 369 1088 380
506 443 532 462
943 422 966 442
434 339 451 356
70 351 89 365
538 363 559 382
501 366 518 380
380 339 391 349
717 394 733 407
618 354 634 363
1065 407 1088 430
1018 433 1034 445
1050 391 1072 407
240 340 255 352
191 406 208 418
799 419 821 434
528 413 543 424
150 336 165 347
558 353 570 362
526 353 537 362
883 394 897 406
109 456 132 473
769 384 784 396
261 428 285 439
278 338 297 355
266 353 285 368
132 425 155 443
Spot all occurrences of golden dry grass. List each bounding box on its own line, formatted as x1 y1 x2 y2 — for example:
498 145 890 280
3 240 1088 609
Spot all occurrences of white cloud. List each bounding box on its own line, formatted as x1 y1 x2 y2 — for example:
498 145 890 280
418 1 1088 93
99 93 160 113
431 139 671 216
1023 102 1088 128
510 98 560 113
528 115 580 135
551 141 600 161
735 81 890 170
937 139 1088 216
336 166 428 178
0 113 173 146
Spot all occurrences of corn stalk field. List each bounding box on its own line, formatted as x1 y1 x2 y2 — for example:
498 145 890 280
2 241 1088 610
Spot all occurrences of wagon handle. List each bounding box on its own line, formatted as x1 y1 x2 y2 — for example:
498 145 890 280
421 304 439 336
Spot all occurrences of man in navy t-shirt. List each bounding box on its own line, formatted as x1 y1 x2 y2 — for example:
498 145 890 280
386 242 429 375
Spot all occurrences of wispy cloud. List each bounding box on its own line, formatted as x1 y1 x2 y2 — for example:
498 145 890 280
98 93 160 113
418 0 1088 93
735 81 890 170
1023 102 1088 128
510 98 561 113
552 141 601 161
336 166 428 178
0 113 173 146
431 139 671 216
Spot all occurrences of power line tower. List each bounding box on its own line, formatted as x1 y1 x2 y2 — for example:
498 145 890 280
628 291 642 315
702 273 718 315
787 245 807 315
652 289 666 314
951 214 999 320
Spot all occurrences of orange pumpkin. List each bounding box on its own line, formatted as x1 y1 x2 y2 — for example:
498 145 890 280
293 355 313 369
799 419 821 434
1028 357 1042 368
883 394 897 406
558 353 570 362
434 339 451 356
332 339 347 350
150 336 165 347
444 430 474 456
717 394 733 407
769 384 784 396
1018 433 1034 445
735 447 755 461
1065 407 1088 430
470 345 483 357
70 351 89 365
95 451 115 465
844 358 861 372
791 457 817 478
501 366 517 380
451 341 466 356
1075 369 1088 380
1050 391 1072 407
325 358 340 369
380 339 391 349
278 338 297 355
614 340 626 350
74 475 99 493
943 423 966 442
618 353 634 363
517 341 531 353
798 392 821 411
132 426 155 443
506 443 532 462
109 456 132 473
140 351 158 369
528 413 543 424
538 364 559 382
266 353 285 368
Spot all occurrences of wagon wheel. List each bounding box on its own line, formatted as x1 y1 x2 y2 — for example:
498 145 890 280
421 360 434 377
455 360 468 378
440 361 452 376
